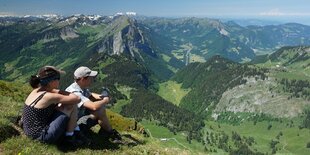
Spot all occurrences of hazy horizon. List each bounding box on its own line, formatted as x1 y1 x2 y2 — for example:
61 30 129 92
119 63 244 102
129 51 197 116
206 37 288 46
1 0 310 25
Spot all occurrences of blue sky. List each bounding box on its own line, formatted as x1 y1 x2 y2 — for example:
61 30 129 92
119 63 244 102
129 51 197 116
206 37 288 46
1 0 310 23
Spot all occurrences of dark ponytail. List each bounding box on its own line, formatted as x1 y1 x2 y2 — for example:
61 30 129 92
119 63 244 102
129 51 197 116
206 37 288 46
29 75 40 88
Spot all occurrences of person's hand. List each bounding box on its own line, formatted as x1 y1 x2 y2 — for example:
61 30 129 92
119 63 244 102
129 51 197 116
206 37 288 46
99 87 110 99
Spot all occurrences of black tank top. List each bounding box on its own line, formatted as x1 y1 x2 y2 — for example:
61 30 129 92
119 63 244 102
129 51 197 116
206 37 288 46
22 92 56 139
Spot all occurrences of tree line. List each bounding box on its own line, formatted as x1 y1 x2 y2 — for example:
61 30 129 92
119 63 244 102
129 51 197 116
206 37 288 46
172 56 269 117
279 78 310 101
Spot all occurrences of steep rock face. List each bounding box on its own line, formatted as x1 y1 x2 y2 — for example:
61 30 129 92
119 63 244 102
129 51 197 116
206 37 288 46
214 77 309 118
95 17 156 60
60 27 79 40
113 31 124 55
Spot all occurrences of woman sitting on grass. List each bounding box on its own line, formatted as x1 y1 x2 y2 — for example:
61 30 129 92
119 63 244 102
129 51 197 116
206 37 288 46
22 66 81 144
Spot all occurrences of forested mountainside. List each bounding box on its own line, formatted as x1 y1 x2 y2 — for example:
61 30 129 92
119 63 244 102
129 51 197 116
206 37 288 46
172 55 268 117
138 17 310 61
252 46 310 67
170 46 309 120
154 46 309 154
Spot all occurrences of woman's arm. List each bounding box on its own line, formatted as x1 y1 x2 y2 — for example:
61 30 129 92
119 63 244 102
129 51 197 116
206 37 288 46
49 89 81 105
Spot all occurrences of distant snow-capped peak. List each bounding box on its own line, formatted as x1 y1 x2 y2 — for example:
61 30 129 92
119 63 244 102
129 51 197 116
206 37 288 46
114 12 137 17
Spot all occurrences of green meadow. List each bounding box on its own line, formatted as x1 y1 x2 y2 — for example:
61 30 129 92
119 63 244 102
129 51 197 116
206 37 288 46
205 120 310 154
140 120 205 154
157 80 190 106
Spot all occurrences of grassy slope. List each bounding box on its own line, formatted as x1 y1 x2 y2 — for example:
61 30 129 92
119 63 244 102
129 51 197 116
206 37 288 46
157 81 191 106
110 85 133 113
255 46 310 81
205 120 310 154
257 60 310 81
1 132 190 155
0 81 191 155
140 120 205 154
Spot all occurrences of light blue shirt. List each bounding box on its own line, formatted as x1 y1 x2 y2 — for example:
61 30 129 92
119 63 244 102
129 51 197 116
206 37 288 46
66 82 92 108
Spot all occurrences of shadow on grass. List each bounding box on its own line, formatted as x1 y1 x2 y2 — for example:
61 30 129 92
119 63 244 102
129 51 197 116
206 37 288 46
0 124 20 143
0 115 24 143
4 115 145 153
56 130 145 153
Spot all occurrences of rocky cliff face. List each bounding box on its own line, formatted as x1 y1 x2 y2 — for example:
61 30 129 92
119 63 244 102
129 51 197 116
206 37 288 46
60 27 79 40
94 16 156 62
214 77 308 118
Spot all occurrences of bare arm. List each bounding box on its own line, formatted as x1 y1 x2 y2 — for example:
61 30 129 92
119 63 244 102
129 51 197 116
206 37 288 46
49 89 81 105
83 97 110 111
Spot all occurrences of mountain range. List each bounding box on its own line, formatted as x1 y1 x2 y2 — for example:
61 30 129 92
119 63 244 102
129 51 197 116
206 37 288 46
0 14 310 154
1 15 310 81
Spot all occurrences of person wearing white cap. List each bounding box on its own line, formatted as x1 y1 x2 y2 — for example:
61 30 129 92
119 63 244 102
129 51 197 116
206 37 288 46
66 66 121 141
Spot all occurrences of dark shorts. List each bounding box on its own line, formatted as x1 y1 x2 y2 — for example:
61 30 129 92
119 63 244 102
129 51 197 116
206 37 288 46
77 109 97 130
77 106 107 131
36 111 69 144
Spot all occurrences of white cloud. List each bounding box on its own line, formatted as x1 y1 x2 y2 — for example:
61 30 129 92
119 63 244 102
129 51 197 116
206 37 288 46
260 8 284 16
260 8 310 16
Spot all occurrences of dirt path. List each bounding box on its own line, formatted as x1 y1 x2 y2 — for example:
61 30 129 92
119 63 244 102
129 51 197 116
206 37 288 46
146 129 193 153
281 140 293 154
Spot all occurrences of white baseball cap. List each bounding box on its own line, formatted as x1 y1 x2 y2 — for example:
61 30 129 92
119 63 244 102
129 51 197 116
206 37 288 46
74 66 98 79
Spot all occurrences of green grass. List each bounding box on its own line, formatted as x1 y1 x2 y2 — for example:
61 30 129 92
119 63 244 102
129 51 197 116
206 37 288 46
171 49 184 60
110 85 133 113
273 70 310 81
110 99 131 113
56 57 78 69
94 58 116 80
190 54 206 63
77 24 108 43
161 54 171 62
167 64 178 73
255 60 280 68
1 130 190 155
77 24 107 35
115 85 133 99
140 120 205 154
204 120 310 154
30 40 45 51
4 57 23 72
256 52 310 81
157 80 191 106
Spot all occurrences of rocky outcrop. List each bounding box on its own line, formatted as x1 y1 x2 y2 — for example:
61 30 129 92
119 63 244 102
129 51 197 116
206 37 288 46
95 17 156 61
213 77 309 118
60 27 79 40
112 31 124 55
